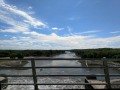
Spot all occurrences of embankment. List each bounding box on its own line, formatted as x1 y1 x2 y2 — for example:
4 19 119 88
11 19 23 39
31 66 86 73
79 60 120 71
0 60 28 69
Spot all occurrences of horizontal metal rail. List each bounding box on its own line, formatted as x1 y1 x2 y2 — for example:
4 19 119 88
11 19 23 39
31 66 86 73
0 66 106 68
0 74 105 77
0 66 105 69
0 58 120 60
1 74 120 77
1 66 120 69
2 83 120 85
2 83 107 85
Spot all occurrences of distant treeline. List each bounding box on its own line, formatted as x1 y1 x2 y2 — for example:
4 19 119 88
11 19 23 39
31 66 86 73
72 48 120 58
0 50 65 58
1 48 120 59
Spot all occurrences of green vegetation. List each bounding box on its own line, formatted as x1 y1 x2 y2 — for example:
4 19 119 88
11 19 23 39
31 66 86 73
0 48 120 59
72 48 120 58
0 50 65 58
72 48 120 64
0 50 64 67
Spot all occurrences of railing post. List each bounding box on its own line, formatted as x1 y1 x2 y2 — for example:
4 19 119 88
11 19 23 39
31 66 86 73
31 58 39 90
103 57 111 89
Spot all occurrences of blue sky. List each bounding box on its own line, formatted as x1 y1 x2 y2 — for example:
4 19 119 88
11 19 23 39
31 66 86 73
0 0 120 49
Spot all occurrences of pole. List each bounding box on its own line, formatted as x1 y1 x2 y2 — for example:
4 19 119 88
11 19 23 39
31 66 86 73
103 57 111 89
31 58 39 90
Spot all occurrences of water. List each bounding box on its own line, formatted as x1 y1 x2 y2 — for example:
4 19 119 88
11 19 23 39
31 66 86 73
0 53 120 90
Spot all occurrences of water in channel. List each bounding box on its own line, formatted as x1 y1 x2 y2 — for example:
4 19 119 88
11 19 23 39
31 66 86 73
0 52 120 90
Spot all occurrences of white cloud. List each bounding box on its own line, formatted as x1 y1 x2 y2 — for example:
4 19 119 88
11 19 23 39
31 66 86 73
0 32 120 49
11 36 17 39
28 6 32 10
0 14 17 26
110 31 120 34
67 26 75 36
0 0 4 5
23 31 46 37
27 11 35 15
67 26 72 32
0 25 29 33
51 27 64 30
0 0 47 29
75 30 100 35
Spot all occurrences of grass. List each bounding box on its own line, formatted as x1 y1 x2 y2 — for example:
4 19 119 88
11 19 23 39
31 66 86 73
0 60 28 67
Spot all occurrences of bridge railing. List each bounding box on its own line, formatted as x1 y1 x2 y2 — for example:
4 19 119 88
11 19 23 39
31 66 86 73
0 58 120 89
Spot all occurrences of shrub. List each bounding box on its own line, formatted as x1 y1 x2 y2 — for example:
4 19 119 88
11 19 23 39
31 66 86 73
17 53 24 59
9 53 17 59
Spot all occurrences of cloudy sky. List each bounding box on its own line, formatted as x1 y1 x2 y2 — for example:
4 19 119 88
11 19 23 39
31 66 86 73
0 0 120 50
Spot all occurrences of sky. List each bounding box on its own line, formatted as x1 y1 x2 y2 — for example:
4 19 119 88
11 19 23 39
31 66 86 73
0 0 120 50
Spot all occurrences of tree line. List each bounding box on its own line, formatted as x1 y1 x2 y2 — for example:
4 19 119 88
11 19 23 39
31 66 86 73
71 48 120 58
0 50 65 59
0 48 120 59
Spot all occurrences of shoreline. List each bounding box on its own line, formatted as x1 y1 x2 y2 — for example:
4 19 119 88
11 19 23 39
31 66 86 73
79 60 120 72
0 55 57 69
0 60 28 69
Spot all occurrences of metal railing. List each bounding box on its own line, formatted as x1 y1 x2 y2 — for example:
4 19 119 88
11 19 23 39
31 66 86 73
0 58 120 89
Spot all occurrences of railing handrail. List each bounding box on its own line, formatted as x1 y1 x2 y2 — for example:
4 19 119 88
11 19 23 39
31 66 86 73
0 57 120 60
0 58 120 89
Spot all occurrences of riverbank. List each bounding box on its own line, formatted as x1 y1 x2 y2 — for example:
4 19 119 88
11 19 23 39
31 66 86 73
0 60 28 67
79 60 120 72
0 55 58 69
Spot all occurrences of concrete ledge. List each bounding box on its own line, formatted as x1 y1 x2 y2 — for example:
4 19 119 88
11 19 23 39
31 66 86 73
0 74 8 90
85 75 106 89
85 75 120 89
86 79 106 89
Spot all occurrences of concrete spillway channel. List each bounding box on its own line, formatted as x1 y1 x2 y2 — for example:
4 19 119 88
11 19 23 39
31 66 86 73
85 76 106 89
85 76 120 89
0 74 8 90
